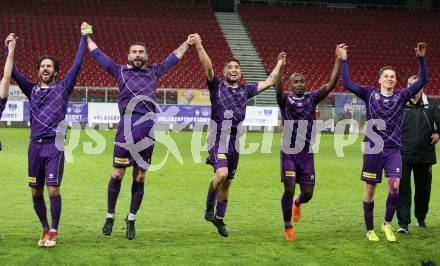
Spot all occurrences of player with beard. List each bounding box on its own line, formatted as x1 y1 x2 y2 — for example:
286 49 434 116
276 45 343 241
0 34 17 150
192 33 286 237
340 43 427 242
85 23 195 240
8 23 89 247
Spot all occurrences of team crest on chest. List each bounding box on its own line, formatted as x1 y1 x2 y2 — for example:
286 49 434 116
374 92 380 100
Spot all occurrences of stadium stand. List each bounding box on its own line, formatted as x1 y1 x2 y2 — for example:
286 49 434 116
0 0 232 89
1 1 438 97
238 3 440 94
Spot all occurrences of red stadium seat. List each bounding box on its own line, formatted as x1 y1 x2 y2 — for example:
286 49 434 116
0 0 231 89
238 3 440 94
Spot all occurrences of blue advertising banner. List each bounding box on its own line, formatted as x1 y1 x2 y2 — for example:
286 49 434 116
24 102 88 123
24 102 30 121
19 103 274 127
335 94 365 115
65 103 88 123
157 104 212 125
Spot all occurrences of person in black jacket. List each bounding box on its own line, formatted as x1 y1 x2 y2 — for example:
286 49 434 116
397 75 440 234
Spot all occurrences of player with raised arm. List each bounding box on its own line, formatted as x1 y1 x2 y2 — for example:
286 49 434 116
340 43 428 241
0 34 17 150
8 23 88 247
193 33 285 237
0 34 16 117
85 23 195 240
276 45 343 241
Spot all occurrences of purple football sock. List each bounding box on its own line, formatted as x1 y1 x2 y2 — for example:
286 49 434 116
32 195 49 229
215 200 228 219
129 180 144 215
50 195 62 230
296 193 303 205
107 177 121 214
385 193 398 223
363 201 374 231
206 190 217 209
281 191 293 227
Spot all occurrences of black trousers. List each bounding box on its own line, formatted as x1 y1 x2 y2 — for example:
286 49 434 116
397 161 433 226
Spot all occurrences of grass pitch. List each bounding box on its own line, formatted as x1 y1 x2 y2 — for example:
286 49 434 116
0 128 439 265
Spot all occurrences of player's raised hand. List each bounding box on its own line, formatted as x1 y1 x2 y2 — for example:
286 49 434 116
7 35 17 50
277 52 286 66
192 33 202 48
4 33 17 47
336 44 348 60
186 33 198 46
415 42 427 57
81 22 93 35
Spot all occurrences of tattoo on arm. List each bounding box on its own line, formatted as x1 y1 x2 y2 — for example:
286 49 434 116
268 73 278 80
174 42 189 59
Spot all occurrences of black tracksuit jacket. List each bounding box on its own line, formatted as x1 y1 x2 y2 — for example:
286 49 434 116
401 94 440 165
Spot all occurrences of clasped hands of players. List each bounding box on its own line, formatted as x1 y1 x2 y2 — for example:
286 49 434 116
4 33 18 49
278 52 286 67
80 22 93 35
335 44 348 60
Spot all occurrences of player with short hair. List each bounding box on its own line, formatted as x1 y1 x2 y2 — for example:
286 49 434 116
0 34 17 151
85 24 195 240
193 33 285 237
340 43 428 241
276 44 343 241
8 23 89 247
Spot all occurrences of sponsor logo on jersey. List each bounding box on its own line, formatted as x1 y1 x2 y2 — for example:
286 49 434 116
114 157 129 164
285 171 296 177
362 171 376 179
374 93 380 100
217 154 227 159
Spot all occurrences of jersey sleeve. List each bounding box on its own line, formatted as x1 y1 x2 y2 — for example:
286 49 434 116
311 89 322 104
397 88 413 103
154 53 179 78
245 83 258 100
401 57 428 102
207 76 221 94
11 63 35 100
341 60 370 101
60 35 87 93
91 48 121 79
0 97 7 106
278 92 289 111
